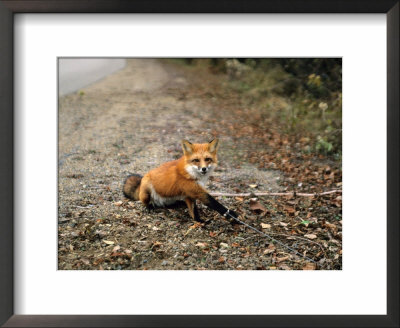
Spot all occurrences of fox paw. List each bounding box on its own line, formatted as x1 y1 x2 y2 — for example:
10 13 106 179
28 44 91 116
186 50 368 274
194 217 205 224
144 204 155 213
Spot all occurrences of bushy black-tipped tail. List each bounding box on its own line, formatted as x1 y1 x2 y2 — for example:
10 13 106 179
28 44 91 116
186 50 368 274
123 174 142 200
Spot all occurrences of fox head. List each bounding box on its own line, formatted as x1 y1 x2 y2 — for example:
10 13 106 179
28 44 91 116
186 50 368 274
181 139 219 180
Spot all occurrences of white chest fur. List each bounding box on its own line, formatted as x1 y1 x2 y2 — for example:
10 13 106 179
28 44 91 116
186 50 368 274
185 164 214 186
196 176 208 187
148 184 185 207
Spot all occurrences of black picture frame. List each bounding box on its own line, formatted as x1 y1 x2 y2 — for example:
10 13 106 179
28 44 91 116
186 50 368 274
0 1 398 327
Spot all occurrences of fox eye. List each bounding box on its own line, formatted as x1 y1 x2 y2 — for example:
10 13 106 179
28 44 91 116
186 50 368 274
192 159 200 163
205 158 212 162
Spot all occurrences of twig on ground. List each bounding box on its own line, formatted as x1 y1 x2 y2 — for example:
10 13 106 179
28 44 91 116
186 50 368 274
238 229 325 252
210 189 341 197
73 205 94 209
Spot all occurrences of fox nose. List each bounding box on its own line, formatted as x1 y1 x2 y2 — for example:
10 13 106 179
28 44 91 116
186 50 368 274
201 167 207 172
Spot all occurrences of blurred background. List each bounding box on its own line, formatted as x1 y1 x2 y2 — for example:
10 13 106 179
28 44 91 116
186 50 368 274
172 58 342 157
59 58 126 96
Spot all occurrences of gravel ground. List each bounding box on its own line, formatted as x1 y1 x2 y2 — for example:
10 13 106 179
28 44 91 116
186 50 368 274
58 59 341 270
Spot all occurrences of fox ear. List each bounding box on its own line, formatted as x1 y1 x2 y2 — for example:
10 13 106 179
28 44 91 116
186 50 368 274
181 139 193 154
208 138 219 153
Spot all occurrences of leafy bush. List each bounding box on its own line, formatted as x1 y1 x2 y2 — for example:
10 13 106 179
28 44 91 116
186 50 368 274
217 58 342 156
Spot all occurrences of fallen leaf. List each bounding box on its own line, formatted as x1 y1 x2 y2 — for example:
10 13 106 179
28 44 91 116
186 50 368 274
304 234 317 240
81 258 90 265
285 206 296 215
114 201 123 206
279 222 288 227
276 256 289 263
302 263 316 270
152 241 163 248
189 222 202 229
260 223 271 229
249 199 267 213
111 252 124 257
235 196 244 202
196 242 208 248
263 244 275 254
323 221 337 232
112 245 121 252
184 222 202 236
103 240 115 245
93 258 104 266
279 264 292 270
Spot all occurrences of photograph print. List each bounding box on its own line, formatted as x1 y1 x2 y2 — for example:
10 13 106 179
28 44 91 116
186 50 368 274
58 58 342 270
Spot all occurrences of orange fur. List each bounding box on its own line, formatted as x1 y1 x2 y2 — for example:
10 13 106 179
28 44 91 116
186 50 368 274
140 140 218 205
122 139 236 222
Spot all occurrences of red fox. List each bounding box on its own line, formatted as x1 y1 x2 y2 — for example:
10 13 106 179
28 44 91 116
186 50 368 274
123 139 237 223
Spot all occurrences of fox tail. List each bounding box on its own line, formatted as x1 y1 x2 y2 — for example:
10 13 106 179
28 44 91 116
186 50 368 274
122 174 142 200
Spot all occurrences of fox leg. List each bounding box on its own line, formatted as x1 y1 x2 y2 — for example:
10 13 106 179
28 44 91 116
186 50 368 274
204 194 240 224
203 194 238 219
138 181 152 209
193 202 201 221
185 198 203 223
185 186 238 221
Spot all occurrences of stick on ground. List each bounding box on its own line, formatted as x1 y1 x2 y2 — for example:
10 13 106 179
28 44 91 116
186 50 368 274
210 190 341 197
